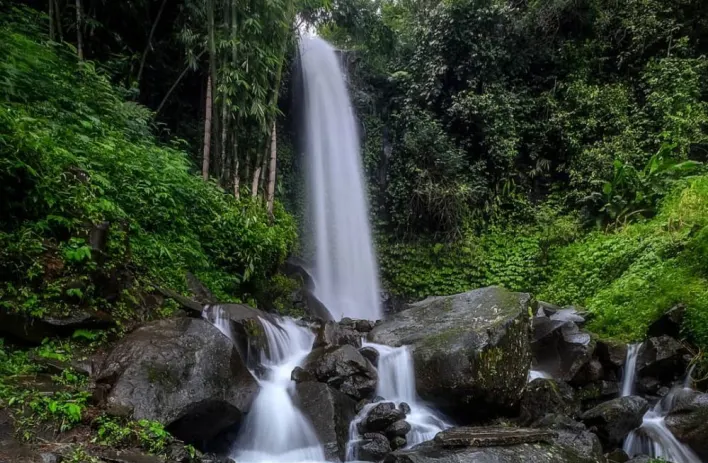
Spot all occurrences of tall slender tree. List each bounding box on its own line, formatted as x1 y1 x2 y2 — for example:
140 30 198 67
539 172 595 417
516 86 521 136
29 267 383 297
202 75 213 180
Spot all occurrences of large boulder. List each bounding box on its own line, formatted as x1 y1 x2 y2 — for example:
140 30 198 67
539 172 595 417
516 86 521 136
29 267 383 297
580 396 649 449
299 344 378 400
531 414 603 460
532 317 595 382
368 287 532 419
384 427 600 463
295 382 357 462
636 336 689 389
520 378 579 424
665 392 708 459
352 433 392 462
96 317 257 444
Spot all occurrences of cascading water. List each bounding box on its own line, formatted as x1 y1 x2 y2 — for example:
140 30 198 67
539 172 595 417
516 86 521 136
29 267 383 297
231 317 325 463
299 37 382 322
346 342 450 459
620 344 700 463
621 343 641 397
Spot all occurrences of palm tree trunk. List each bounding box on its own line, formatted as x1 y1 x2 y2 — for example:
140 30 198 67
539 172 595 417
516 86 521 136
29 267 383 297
266 122 277 214
202 75 213 180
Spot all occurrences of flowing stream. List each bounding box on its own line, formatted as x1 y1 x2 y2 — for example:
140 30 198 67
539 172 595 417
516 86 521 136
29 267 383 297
299 37 382 322
231 317 325 463
346 342 450 459
621 343 700 462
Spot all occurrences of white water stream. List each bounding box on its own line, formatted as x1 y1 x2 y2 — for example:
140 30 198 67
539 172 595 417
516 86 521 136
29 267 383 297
231 317 325 463
620 343 700 463
300 37 382 322
346 342 450 459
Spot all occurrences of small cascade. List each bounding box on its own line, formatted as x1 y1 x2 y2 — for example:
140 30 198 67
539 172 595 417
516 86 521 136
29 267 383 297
528 369 552 382
202 305 233 342
623 387 701 463
346 342 450 459
621 343 641 397
230 317 325 463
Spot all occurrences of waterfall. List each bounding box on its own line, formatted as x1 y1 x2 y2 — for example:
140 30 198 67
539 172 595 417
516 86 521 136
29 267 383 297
299 37 382 322
621 343 641 397
230 317 325 463
346 342 450 459
202 305 234 342
620 349 700 463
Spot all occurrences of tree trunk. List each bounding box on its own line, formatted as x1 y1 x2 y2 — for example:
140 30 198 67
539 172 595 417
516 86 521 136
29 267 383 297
202 75 213 181
49 0 55 40
266 122 277 215
206 0 220 172
220 103 227 183
251 142 268 197
136 0 168 89
233 156 240 198
54 0 63 41
75 0 83 59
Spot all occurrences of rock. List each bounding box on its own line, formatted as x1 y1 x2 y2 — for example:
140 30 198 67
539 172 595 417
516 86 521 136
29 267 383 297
399 402 411 415
532 414 603 460
97 317 257 444
359 347 380 366
369 287 532 419
301 344 378 400
295 382 358 461
605 449 629 463
0 308 113 344
292 366 316 383
433 427 557 448
532 319 595 382
315 320 362 349
384 420 411 438
581 396 649 449
354 433 392 462
571 359 604 386
520 378 579 424
665 392 708 459
537 301 562 317
361 403 405 433
384 439 599 463
381 292 407 316
636 336 688 384
576 381 621 410
595 341 628 369
647 304 685 338
550 308 586 326
390 437 407 451
100 449 164 463
356 320 375 333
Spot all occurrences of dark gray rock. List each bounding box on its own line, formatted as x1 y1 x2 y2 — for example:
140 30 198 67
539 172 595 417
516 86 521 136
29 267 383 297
665 392 708 459
520 378 579 424
390 436 407 451
550 308 586 325
315 320 362 349
97 317 257 444
576 381 621 410
295 381 357 461
647 304 685 338
581 396 649 449
537 301 562 317
360 347 380 366
384 439 600 463
384 420 411 439
369 287 532 419
399 402 411 415
361 403 405 433
595 341 628 369
301 344 378 401
637 336 689 384
354 433 392 462
531 414 603 460
571 359 604 386
433 427 556 447
532 318 595 383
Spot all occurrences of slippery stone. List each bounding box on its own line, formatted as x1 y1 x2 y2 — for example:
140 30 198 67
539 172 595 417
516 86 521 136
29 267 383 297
295 381 357 462
665 392 708 459
355 433 392 462
369 287 532 419
314 320 362 349
581 396 649 449
433 427 556 448
384 420 412 439
532 414 603 461
359 347 380 366
520 378 579 424
361 403 405 433
96 317 257 444
532 317 595 383
300 344 378 401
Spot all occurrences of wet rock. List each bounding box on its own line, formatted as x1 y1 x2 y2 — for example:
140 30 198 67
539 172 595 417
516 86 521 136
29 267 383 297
295 381 357 461
647 304 685 338
595 341 628 370
605 449 629 463
361 403 405 433
384 439 599 463
576 381 621 410
356 320 375 333
97 317 257 444
399 402 411 415
390 437 407 451
315 320 362 349
581 396 649 449
369 287 533 420
354 433 392 462
571 359 605 386
537 301 562 317
359 347 380 366
636 336 689 384
531 414 603 460
301 344 378 400
520 378 579 424
384 420 411 438
532 318 595 383
550 308 586 326
665 392 708 459
291 366 315 383
433 427 556 447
